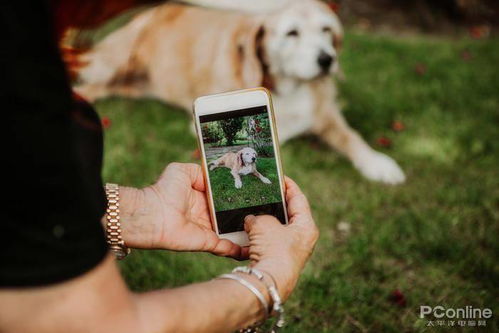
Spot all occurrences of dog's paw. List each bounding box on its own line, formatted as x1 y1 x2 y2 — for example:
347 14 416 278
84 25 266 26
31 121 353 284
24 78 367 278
261 177 272 184
354 151 406 185
235 179 243 189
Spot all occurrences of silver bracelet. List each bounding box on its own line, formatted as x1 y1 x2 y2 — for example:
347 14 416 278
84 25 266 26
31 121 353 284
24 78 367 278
233 267 285 331
216 273 269 320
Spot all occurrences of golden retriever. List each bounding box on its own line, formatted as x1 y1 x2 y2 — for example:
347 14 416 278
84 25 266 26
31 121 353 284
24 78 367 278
209 147 271 189
76 0 405 184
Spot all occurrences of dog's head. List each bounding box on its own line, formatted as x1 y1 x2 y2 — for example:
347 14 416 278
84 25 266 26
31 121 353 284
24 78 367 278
240 0 342 89
237 147 258 166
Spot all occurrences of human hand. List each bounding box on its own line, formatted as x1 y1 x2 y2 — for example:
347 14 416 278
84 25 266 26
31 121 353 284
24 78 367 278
245 177 319 302
118 163 244 258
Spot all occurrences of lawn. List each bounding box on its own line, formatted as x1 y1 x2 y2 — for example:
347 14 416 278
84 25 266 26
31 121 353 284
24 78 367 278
96 32 498 332
208 157 282 211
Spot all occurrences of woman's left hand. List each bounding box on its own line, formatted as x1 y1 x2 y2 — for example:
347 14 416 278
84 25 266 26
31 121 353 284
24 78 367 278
116 163 245 259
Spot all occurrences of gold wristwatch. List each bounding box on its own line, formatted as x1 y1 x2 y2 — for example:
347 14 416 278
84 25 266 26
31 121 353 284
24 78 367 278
104 183 131 260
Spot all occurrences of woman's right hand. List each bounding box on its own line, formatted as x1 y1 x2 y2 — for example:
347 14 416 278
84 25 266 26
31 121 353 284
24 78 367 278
245 176 319 302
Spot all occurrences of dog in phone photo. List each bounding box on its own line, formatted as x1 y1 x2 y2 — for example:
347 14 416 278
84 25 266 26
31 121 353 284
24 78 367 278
209 147 272 189
201 113 281 212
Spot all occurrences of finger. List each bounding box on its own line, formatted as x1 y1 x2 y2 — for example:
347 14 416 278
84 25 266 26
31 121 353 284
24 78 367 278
209 238 243 259
284 176 305 203
192 190 211 227
179 223 234 256
229 246 250 261
244 215 257 234
183 163 206 192
284 176 313 226
244 214 282 234
161 162 206 192
238 246 250 261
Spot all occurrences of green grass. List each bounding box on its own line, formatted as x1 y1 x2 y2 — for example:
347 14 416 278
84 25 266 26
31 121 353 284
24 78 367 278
96 32 499 332
208 157 281 211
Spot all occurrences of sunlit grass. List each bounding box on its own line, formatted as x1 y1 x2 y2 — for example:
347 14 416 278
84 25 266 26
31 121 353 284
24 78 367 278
209 157 282 211
96 32 499 332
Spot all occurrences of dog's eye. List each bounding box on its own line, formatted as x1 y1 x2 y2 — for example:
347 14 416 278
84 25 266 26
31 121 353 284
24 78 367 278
322 26 332 33
286 29 299 37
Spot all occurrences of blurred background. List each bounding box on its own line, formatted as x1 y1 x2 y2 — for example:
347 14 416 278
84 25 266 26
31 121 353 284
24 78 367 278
337 0 498 34
84 0 498 331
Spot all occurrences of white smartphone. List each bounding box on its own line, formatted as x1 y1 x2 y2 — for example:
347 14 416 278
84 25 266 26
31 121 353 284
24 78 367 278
193 88 288 246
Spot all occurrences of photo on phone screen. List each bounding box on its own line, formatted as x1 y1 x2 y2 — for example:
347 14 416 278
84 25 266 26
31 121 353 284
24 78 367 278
199 106 286 234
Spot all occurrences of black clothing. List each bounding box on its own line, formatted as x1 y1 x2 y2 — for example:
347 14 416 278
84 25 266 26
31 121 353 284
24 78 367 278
1 2 108 287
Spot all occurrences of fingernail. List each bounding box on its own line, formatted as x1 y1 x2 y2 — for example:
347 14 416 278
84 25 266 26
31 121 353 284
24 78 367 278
244 215 255 222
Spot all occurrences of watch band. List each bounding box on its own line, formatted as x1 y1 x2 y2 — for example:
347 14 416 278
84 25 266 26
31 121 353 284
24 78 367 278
104 183 131 260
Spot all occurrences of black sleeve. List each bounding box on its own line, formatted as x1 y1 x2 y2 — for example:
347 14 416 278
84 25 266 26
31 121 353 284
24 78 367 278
0 1 109 287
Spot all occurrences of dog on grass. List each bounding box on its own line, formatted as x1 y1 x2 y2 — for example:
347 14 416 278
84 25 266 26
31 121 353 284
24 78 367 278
209 147 271 189
76 0 405 184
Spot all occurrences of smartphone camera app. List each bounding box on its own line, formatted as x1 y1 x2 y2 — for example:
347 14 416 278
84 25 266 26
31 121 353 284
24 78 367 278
199 106 286 234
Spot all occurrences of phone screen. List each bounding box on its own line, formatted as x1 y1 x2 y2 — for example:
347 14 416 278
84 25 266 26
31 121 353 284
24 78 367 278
199 105 286 234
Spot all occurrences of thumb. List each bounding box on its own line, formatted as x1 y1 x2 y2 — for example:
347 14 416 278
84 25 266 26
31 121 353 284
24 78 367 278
244 214 282 234
244 215 257 234
182 163 205 191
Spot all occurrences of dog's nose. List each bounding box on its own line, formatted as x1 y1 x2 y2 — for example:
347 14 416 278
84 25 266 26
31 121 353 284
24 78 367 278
318 51 333 71
252 157 256 162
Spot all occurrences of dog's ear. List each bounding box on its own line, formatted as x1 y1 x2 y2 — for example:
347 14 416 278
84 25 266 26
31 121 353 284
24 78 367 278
320 1 343 53
328 11 344 79
237 151 244 167
236 21 274 91
331 16 343 52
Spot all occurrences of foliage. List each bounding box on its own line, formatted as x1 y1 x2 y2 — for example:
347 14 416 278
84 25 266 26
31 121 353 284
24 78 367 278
255 145 274 157
201 123 222 144
247 114 273 157
220 118 244 146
